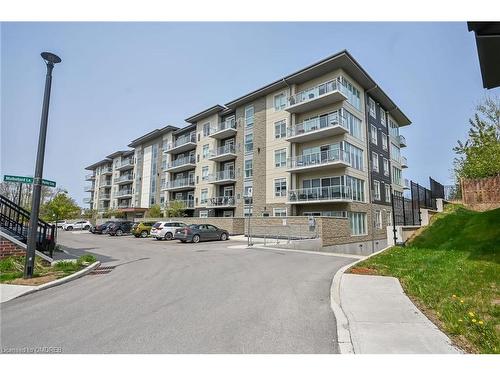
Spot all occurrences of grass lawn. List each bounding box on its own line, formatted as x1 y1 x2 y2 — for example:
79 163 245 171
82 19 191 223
349 205 500 354
0 254 97 285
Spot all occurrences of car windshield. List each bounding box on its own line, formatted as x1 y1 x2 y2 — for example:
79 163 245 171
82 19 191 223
152 222 162 228
188 224 198 229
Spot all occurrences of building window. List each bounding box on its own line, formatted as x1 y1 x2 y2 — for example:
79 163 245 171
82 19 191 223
389 118 399 138
372 152 379 172
343 109 363 140
275 148 287 168
373 180 381 201
245 159 253 178
392 166 402 186
380 110 386 126
370 125 378 145
386 210 392 226
245 105 254 128
245 132 253 153
349 212 367 236
390 142 401 163
202 144 209 159
341 77 361 111
381 132 388 151
385 184 391 203
199 210 208 218
202 166 209 181
374 210 382 229
200 189 208 204
383 158 390 176
203 123 211 137
344 142 364 171
274 178 287 197
274 119 287 139
273 208 287 217
368 97 376 118
274 93 286 111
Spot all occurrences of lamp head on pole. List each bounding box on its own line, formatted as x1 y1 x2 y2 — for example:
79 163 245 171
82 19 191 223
41 52 62 65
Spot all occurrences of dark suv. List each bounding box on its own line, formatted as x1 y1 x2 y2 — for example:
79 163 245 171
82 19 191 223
108 221 134 236
92 221 116 234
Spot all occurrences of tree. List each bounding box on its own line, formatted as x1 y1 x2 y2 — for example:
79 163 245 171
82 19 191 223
165 200 186 218
146 204 162 218
40 193 80 222
454 96 500 179
102 209 126 219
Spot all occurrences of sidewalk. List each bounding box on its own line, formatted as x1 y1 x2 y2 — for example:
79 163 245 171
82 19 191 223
1 284 36 303
340 274 460 354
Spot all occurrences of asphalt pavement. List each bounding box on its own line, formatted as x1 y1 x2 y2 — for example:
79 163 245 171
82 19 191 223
1 231 355 353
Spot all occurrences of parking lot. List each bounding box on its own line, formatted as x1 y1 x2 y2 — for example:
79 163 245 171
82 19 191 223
1 230 356 353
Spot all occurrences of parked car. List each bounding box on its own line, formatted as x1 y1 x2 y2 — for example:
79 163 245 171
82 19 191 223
91 221 116 234
62 220 92 231
49 220 67 228
132 221 157 238
108 221 134 236
174 224 229 243
150 221 186 240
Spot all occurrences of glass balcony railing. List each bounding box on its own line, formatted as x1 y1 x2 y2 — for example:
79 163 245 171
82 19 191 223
98 194 111 200
115 189 133 198
398 134 407 147
208 170 236 182
116 159 134 169
288 149 349 169
85 173 96 180
166 133 197 151
211 119 236 134
286 78 348 108
166 154 196 169
287 110 347 138
164 178 195 189
101 167 113 174
209 143 236 158
288 185 352 203
100 178 112 186
115 174 133 183
117 202 132 209
84 185 94 192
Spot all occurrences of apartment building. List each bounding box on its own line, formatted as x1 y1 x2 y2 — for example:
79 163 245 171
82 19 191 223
84 50 411 239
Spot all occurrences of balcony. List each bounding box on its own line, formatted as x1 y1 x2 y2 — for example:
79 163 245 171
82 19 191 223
205 196 236 208
208 170 236 185
115 189 133 198
99 178 112 187
287 149 350 173
162 177 195 192
287 186 353 205
98 204 110 211
208 144 236 162
285 78 348 114
84 185 94 192
165 154 196 173
85 173 95 181
164 133 197 154
209 119 237 139
115 174 134 185
286 111 348 143
101 167 113 175
168 199 195 209
401 156 408 168
83 197 93 204
404 178 411 190
116 159 134 171
117 201 133 209
398 134 407 148
98 194 111 200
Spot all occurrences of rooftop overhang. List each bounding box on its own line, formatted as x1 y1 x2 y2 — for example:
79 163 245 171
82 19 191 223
173 123 197 135
105 150 133 159
84 158 112 170
185 104 226 123
224 50 411 126
127 125 179 148
468 22 500 89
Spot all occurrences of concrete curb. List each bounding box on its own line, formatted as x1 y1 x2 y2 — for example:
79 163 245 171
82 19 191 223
1 261 101 303
330 245 392 354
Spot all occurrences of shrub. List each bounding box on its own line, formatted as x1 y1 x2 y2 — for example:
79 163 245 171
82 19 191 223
77 254 97 266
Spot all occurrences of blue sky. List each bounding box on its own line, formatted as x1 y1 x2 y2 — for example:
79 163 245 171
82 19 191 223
2 22 498 205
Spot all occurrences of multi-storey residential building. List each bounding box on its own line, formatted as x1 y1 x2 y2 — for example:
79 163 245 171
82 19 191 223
84 50 411 239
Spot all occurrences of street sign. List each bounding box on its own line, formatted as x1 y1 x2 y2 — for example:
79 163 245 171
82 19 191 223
3 175 56 187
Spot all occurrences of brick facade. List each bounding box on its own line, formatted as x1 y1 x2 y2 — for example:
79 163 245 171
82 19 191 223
0 236 26 259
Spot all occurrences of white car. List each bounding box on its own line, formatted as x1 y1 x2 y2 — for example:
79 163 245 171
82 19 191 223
150 221 186 240
63 220 92 231
48 220 67 228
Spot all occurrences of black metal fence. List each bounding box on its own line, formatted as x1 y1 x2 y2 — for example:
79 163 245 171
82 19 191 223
391 178 438 227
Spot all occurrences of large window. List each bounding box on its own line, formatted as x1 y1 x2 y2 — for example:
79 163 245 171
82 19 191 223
349 212 367 235
389 118 399 138
202 166 209 181
275 148 287 168
274 178 287 197
274 93 286 111
381 132 388 150
245 158 253 178
245 105 254 128
390 142 401 163
392 166 402 186
372 152 379 172
383 158 389 176
343 109 363 140
341 77 361 111
347 176 365 202
245 132 253 153
200 189 208 204
273 208 287 217
368 97 376 118
203 123 210 137
380 109 387 126
274 119 287 139
374 210 382 229
344 142 364 171
202 144 209 159
385 183 391 203
370 125 378 145
373 180 381 201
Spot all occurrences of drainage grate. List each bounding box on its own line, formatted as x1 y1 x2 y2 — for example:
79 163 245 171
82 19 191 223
88 265 116 275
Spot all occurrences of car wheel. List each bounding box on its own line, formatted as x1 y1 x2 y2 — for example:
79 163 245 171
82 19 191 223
84 225 90 230
116 229 123 236
66 226 73 231
165 232 173 241
220 233 228 241
155 237 162 241
180 240 186 243
192 234 200 243
140 231 148 238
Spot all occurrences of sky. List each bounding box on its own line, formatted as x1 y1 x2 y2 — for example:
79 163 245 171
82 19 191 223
1 22 499 205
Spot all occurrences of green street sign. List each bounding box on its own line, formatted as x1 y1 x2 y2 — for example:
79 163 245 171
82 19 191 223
3 175 56 187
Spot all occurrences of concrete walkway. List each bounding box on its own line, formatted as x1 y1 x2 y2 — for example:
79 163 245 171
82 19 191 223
1 284 36 303
340 274 460 354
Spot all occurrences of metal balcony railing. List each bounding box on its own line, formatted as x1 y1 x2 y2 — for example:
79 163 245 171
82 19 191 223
209 143 236 158
101 167 113 174
287 149 349 169
116 174 134 183
116 159 134 169
99 194 111 200
206 196 236 207
211 119 236 134
286 78 348 108
288 185 353 203
85 173 96 180
208 170 236 182
287 110 347 138
115 189 133 198
117 202 132 209
165 133 196 151
164 178 195 189
166 154 196 169
398 134 407 147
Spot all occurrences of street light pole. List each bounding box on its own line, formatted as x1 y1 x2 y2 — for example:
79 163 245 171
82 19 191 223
24 52 61 279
